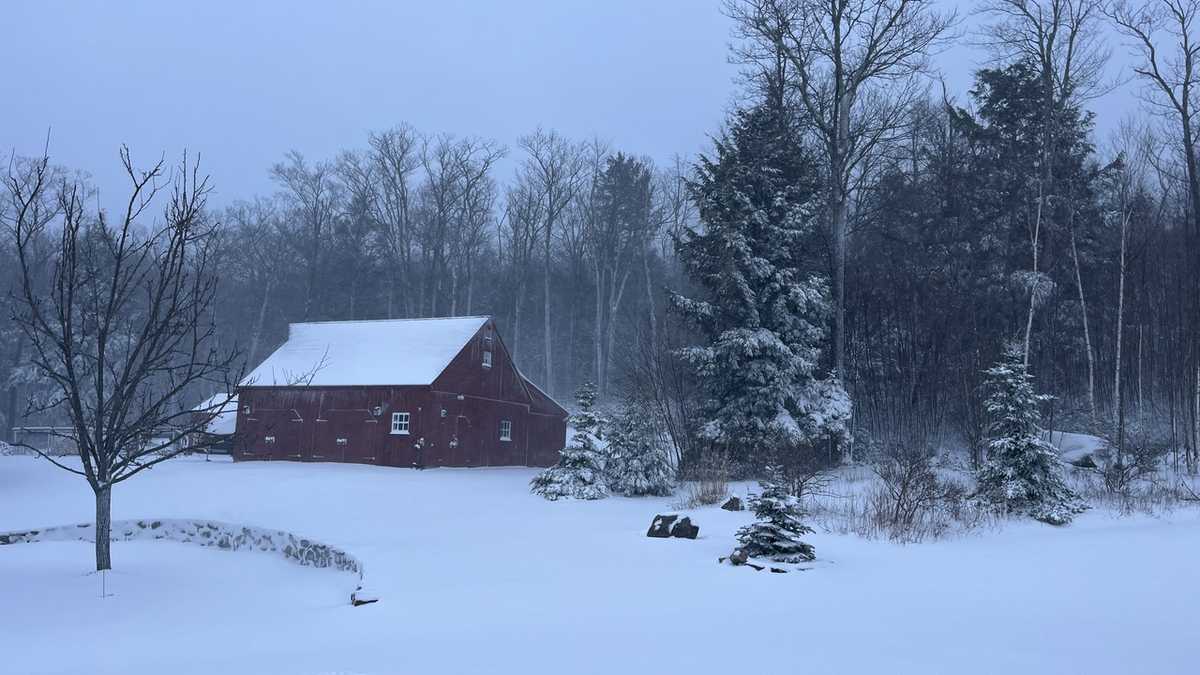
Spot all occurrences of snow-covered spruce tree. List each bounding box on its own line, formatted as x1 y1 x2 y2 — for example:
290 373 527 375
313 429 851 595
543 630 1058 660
604 402 675 497
975 344 1087 525
531 382 609 500
735 467 816 563
671 104 850 468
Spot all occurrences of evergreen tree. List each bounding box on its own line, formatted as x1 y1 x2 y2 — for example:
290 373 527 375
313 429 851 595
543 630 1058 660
605 402 675 497
531 382 608 500
975 343 1087 525
735 467 816 563
672 104 850 467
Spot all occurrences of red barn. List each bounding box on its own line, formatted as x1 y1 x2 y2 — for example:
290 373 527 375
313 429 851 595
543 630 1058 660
232 316 567 468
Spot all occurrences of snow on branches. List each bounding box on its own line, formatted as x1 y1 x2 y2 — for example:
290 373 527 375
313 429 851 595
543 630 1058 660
531 383 609 500
672 104 849 466
975 344 1087 525
735 467 816 563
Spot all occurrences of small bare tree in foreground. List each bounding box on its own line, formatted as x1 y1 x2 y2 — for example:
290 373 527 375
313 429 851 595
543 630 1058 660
6 149 241 571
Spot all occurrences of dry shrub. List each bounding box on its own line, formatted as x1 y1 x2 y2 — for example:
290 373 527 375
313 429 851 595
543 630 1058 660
808 446 991 542
1065 440 1199 516
674 448 731 508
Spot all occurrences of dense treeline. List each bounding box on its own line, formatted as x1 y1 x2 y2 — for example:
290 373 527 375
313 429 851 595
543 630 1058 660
3 0 1199 476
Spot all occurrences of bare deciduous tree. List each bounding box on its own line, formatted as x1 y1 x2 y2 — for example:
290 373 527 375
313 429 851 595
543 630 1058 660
271 151 339 321
6 149 241 571
518 129 585 394
726 0 957 383
980 0 1110 366
1109 0 1200 467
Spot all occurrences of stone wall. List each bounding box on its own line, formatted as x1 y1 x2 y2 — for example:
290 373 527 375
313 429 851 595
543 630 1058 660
0 518 363 579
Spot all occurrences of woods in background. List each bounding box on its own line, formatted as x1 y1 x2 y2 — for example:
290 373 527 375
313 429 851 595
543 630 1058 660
4 0 1200 479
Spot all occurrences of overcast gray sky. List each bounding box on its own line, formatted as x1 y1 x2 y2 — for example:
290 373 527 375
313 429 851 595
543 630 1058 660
3 1 1137 209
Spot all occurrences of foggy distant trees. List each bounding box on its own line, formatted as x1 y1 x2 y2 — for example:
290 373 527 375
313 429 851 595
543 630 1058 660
5 0 1200 478
201 126 682 407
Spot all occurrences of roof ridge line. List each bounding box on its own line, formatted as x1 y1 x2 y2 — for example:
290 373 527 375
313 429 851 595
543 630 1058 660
289 315 490 328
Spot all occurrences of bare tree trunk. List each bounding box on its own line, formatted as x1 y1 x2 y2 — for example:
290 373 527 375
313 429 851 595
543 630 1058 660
1115 207 1128 452
604 270 632 395
4 338 22 443
831 111 849 383
1024 181 1045 366
831 111 851 464
643 250 658 346
594 265 604 390
1137 324 1144 415
3 385 17 444
248 279 273 365
1069 221 1096 429
511 284 523 362
543 238 553 393
465 254 474 315
386 268 395 319
94 484 111 571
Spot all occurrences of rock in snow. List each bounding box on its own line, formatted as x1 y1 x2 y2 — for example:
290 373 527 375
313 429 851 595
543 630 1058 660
646 514 678 538
351 586 379 606
670 517 699 539
720 496 743 511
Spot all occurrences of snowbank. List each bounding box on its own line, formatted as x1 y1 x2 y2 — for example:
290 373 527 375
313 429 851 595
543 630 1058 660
1046 430 1108 466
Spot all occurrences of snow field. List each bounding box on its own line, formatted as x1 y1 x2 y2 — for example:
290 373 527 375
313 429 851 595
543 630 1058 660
1 455 1198 674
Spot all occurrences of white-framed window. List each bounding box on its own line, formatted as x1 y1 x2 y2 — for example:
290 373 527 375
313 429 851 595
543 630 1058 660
499 419 512 442
390 412 410 435
264 435 276 444
482 350 493 368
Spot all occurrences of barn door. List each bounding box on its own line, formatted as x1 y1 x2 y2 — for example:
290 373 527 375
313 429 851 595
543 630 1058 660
256 410 303 461
448 414 474 466
313 409 377 464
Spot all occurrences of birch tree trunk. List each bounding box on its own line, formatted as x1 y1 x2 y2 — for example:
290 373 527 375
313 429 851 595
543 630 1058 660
603 268 632 395
1069 219 1096 429
1023 180 1045 366
643 249 658 346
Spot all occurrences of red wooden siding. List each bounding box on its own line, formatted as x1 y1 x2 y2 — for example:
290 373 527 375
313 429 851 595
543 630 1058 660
232 318 567 468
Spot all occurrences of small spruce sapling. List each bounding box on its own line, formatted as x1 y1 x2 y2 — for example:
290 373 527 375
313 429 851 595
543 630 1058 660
735 467 816 563
975 344 1087 525
531 382 609 500
605 403 675 497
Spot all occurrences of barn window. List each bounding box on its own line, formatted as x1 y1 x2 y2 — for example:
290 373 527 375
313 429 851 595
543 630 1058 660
499 419 512 442
390 412 410 435
482 350 493 368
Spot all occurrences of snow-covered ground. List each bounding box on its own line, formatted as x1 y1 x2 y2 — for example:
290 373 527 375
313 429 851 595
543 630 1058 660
2 455 1198 675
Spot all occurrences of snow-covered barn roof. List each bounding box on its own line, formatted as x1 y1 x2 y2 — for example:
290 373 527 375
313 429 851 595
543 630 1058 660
242 316 489 387
193 393 239 435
